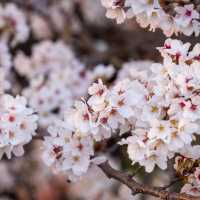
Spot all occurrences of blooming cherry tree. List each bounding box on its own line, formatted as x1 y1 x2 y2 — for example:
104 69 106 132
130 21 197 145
0 1 199 200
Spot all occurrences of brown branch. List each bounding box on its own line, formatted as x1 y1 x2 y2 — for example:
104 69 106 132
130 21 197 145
99 161 200 200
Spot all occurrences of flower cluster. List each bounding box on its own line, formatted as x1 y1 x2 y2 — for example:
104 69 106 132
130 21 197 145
14 41 115 128
43 39 200 180
0 5 37 160
42 72 148 179
0 94 38 159
14 41 75 78
174 145 200 196
119 38 200 172
0 1 200 197
42 119 96 181
14 41 91 127
101 0 200 36
0 3 29 46
181 166 200 196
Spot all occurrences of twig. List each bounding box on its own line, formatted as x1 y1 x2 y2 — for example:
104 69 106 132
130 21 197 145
99 161 200 200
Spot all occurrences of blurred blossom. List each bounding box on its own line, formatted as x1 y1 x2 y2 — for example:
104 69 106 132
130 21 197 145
30 14 52 40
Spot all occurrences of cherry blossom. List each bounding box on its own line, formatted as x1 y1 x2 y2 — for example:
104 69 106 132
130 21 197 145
101 1 200 37
1 1 200 199
40 39 200 186
42 119 96 180
116 39 200 173
0 3 29 46
0 94 38 159
14 41 75 78
16 41 94 127
101 0 126 24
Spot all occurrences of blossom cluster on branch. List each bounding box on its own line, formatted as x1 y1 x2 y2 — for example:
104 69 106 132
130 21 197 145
0 1 200 199
0 3 29 46
42 38 200 196
101 0 200 36
0 95 38 159
14 41 115 127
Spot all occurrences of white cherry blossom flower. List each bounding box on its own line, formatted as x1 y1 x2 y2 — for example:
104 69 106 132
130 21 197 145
101 0 126 24
0 3 29 46
0 94 38 159
175 4 199 28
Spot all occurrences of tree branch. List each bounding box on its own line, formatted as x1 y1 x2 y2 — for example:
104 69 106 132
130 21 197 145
99 161 200 200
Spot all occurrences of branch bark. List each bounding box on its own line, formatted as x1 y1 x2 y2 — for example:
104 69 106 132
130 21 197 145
99 161 200 200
